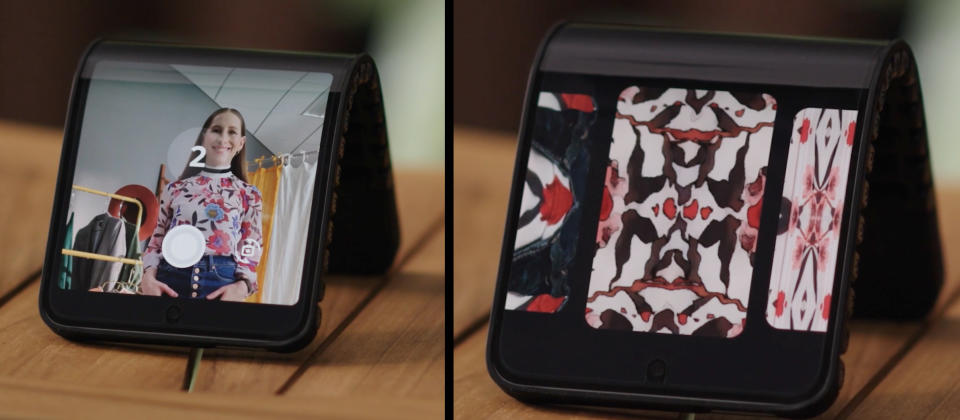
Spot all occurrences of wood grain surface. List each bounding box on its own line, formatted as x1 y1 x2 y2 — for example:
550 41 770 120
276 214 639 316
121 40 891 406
0 279 189 390
0 120 444 417
285 226 445 399
452 125 960 419
0 375 441 419
0 122 61 298
452 128 515 341
845 289 960 419
192 170 444 394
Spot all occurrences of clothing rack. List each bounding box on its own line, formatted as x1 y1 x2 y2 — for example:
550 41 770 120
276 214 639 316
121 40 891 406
249 150 318 171
62 184 144 266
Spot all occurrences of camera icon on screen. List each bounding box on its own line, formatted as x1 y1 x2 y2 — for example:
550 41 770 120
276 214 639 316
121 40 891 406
236 239 260 263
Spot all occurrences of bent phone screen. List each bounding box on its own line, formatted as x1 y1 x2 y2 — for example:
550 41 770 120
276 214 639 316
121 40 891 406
494 71 865 397
59 59 333 306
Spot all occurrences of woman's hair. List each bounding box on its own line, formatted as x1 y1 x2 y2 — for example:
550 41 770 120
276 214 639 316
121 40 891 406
179 108 249 182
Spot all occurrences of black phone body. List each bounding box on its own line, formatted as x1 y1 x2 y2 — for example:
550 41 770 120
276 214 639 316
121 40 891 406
487 23 941 417
39 40 396 352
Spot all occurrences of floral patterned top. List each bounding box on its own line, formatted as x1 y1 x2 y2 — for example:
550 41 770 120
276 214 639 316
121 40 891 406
142 170 263 295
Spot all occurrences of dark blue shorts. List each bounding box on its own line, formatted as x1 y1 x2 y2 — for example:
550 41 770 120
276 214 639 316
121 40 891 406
157 255 237 299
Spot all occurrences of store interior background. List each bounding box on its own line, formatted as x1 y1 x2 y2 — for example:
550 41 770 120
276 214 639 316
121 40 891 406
455 0 960 182
0 0 444 169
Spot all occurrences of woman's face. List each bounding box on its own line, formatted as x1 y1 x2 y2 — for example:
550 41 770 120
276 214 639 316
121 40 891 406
202 112 246 167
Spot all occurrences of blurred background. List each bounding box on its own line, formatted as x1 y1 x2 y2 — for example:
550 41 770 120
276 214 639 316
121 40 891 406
0 0 444 169
454 0 960 183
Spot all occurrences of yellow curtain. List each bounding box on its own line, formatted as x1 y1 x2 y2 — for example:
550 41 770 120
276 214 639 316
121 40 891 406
245 159 281 303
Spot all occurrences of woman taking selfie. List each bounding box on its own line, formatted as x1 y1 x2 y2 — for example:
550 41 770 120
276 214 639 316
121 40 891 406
140 108 264 301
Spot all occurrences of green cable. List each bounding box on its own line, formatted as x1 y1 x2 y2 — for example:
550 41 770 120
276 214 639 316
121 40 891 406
183 347 204 392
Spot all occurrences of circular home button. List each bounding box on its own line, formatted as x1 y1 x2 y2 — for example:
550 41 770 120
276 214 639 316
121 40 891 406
165 305 182 323
647 359 666 384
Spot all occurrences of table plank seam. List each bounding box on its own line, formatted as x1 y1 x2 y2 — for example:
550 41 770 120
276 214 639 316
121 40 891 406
0 375 441 419
4 217 445 397
0 268 41 310
836 280 960 419
273 215 444 395
921 376 960 420
454 312 489 347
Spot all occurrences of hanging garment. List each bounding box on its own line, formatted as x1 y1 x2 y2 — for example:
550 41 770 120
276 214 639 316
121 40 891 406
107 184 160 242
115 220 143 293
90 221 126 291
72 213 127 291
59 213 74 290
116 237 143 293
246 163 282 303
262 155 317 305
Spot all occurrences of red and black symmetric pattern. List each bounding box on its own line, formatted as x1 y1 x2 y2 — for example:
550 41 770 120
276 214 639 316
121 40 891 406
767 108 857 332
506 92 599 313
586 87 776 337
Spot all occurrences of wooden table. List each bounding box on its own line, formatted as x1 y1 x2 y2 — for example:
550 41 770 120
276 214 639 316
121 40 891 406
453 125 960 419
0 120 444 418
